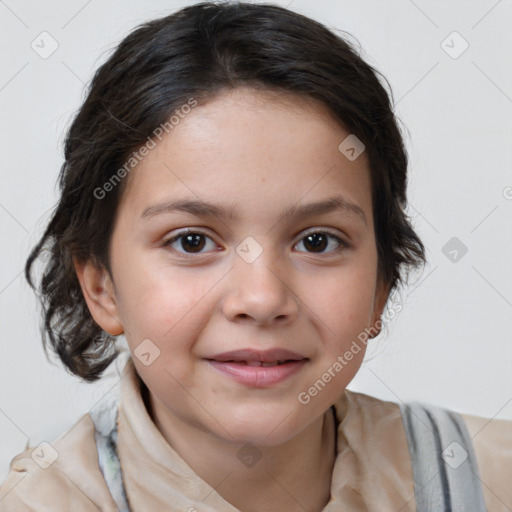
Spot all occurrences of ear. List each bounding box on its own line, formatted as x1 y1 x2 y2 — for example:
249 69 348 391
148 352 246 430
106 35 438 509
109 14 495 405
73 257 124 336
368 279 391 338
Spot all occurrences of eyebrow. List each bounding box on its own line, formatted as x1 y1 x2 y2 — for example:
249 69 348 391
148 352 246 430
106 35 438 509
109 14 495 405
140 195 367 225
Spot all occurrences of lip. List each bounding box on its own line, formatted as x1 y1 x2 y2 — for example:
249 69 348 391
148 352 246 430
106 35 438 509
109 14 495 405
206 348 309 388
208 348 307 363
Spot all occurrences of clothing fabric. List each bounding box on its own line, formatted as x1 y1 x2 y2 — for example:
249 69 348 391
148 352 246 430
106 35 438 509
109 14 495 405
399 401 486 511
1 356 511 511
95 394 487 511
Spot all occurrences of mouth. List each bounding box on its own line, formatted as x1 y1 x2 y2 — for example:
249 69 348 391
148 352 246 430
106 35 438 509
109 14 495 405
208 348 307 363
205 349 309 387
217 360 294 367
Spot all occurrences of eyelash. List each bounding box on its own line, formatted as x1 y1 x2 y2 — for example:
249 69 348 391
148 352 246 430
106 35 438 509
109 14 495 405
162 228 350 259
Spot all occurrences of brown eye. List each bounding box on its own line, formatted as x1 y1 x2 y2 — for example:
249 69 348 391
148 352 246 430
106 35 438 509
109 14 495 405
295 231 348 254
178 233 206 253
164 230 217 255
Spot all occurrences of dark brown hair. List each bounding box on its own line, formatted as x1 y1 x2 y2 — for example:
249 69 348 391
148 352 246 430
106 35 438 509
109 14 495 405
25 1 426 382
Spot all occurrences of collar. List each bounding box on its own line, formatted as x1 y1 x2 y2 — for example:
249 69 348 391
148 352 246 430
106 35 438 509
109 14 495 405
116 357 414 511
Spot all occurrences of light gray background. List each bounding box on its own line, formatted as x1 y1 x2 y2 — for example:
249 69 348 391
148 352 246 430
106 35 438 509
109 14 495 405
1 0 511 481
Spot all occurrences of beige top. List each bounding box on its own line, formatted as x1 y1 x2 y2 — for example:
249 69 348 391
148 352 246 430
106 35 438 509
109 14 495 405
1 357 512 511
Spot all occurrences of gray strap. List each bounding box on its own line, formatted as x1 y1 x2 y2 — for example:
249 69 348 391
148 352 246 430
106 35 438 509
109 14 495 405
90 397 131 511
399 401 487 512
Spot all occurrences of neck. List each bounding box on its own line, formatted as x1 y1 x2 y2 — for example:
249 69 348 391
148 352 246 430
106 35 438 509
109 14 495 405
142 383 337 512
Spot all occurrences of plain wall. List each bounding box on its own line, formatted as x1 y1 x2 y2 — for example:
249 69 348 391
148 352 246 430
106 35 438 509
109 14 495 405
1 0 511 481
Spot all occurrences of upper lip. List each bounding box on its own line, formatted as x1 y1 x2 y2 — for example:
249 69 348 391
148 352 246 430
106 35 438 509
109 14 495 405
207 349 308 363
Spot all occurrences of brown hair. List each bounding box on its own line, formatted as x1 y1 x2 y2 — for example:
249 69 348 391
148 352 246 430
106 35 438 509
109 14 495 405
25 1 426 382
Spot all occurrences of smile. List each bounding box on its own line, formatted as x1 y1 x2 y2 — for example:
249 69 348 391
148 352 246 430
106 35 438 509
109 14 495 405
207 360 308 387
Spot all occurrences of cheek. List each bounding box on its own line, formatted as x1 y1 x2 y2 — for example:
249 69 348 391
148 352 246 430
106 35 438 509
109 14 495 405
314 260 376 310
115 262 219 383
305 261 377 350
114 256 209 337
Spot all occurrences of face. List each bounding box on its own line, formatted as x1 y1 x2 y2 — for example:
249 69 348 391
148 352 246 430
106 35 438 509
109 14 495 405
79 87 388 447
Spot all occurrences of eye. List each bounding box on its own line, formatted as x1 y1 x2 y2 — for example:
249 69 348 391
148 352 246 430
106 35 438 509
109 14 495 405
294 230 349 254
163 228 350 258
163 229 218 255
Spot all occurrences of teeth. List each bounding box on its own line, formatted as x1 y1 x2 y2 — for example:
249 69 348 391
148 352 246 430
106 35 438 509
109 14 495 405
243 361 280 367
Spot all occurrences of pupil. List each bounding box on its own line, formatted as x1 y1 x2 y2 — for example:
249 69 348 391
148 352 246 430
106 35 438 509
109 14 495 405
304 233 327 252
179 233 329 254
182 234 205 253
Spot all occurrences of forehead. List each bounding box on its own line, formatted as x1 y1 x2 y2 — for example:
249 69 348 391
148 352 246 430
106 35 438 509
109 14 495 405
118 87 372 224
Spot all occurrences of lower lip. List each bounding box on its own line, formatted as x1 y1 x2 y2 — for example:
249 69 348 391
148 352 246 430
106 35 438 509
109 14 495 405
207 360 308 387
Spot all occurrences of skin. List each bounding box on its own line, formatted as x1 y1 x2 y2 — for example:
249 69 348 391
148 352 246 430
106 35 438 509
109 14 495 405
75 87 389 512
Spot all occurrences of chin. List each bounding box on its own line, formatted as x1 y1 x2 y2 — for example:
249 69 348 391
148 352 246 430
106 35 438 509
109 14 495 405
210 405 309 447
224 426 300 448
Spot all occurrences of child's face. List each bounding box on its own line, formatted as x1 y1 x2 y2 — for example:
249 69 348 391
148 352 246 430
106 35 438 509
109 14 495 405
81 87 388 445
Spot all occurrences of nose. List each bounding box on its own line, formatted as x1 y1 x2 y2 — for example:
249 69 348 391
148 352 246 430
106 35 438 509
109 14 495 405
222 244 299 326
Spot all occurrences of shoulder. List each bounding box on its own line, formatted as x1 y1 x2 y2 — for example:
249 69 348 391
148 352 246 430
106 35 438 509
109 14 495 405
334 389 416 510
340 392 512 511
0 413 118 512
340 388 406 431
339 389 412 464
461 411 512 511
338 389 413 479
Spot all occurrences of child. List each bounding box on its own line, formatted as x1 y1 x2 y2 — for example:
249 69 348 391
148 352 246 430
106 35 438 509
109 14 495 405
1 2 510 511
